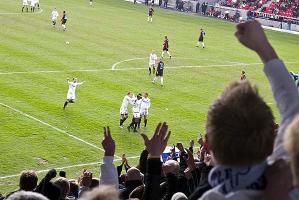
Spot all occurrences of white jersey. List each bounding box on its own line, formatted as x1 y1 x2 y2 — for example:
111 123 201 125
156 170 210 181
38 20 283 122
132 99 142 118
149 53 158 66
23 0 28 6
120 95 133 114
66 81 83 100
140 97 151 116
51 10 59 20
30 0 36 6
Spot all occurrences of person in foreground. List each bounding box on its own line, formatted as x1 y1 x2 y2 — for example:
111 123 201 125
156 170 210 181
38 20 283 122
198 20 299 199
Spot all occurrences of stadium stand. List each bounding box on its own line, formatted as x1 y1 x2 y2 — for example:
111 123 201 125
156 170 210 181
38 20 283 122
1 17 299 200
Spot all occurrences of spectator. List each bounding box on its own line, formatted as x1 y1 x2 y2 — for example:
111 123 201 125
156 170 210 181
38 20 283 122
199 20 299 199
53 178 70 200
35 169 60 200
120 167 143 199
6 191 49 200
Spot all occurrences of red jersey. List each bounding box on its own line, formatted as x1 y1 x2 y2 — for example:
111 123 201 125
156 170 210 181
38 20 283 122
163 39 169 49
240 74 246 80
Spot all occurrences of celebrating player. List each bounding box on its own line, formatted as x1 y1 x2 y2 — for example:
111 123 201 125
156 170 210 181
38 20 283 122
148 50 158 75
119 92 134 128
51 8 59 27
240 70 246 80
196 28 205 48
63 78 85 110
61 11 68 31
148 6 154 22
140 92 151 128
30 0 36 12
152 58 165 86
22 0 29 12
128 94 142 132
161 36 171 59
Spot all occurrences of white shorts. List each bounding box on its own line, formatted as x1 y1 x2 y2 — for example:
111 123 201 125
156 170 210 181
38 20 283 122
67 92 75 100
140 109 148 116
120 107 128 115
31 1 35 6
133 112 141 118
149 63 155 67
23 1 29 6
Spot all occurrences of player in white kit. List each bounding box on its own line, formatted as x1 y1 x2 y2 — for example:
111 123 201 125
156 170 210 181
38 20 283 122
22 0 29 12
119 92 134 128
127 94 142 132
139 92 151 128
148 50 158 75
30 0 36 12
51 8 59 27
63 78 85 110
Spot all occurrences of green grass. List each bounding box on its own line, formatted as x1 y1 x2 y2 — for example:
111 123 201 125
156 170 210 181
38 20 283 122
0 0 298 194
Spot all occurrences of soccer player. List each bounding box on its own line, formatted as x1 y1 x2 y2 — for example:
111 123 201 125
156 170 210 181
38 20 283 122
161 36 171 59
148 50 158 75
30 0 36 12
51 8 59 27
128 94 142 132
36 0 40 9
140 92 151 128
22 0 29 12
240 70 246 80
61 11 68 31
119 92 134 128
89 0 93 6
148 6 154 22
196 28 205 48
152 58 165 86
63 78 85 110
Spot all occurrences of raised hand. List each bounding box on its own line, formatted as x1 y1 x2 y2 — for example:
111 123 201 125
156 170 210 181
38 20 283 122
102 126 115 157
141 122 171 157
186 149 196 171
176 142 185 153
235 20 278 63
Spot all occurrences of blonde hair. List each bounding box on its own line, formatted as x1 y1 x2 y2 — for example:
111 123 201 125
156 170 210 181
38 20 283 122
80 186 120 200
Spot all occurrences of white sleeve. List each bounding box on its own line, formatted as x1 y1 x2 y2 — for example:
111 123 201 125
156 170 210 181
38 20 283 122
264 59 299 161
99 156 119 189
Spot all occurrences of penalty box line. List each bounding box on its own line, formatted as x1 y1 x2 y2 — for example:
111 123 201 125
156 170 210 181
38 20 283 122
0 155 140 179
0 102 121 159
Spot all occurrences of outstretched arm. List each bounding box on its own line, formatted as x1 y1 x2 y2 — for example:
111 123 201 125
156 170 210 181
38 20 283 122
235 20 299 160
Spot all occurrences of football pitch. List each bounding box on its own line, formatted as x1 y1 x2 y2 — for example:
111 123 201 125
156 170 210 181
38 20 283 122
0 0 298 193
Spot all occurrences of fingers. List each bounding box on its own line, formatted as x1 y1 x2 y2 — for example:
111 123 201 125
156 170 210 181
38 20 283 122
141 133 149 144
154 122 162 137
164 130 171 143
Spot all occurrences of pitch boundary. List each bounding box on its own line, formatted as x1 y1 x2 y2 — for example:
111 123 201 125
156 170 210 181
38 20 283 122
0 8 43 15
0 156 140 179
0 102 121 159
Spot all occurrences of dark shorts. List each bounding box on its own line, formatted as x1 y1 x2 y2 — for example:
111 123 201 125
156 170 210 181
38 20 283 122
62 19 67 25
163 47 168 51
199 37 203 42
149 13 153 16
156 70 163 76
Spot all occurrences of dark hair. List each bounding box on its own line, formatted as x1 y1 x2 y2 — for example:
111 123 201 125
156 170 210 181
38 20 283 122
19 171 38 191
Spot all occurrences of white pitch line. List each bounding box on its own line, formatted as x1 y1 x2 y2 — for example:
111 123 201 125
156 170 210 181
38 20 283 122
111 57 147 70
0 102 121 159
0 62 261 75
0 9 43 15
0 156 140 179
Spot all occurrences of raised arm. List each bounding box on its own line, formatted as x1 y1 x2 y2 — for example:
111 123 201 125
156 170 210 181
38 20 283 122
235 20 299 160
99 127 119 189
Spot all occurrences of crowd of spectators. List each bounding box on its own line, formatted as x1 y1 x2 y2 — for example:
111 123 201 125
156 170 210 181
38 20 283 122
1 20 299 200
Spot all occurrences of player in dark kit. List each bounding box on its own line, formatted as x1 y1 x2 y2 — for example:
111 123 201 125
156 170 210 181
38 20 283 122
148 6 154 22
240 71 246 80
161 36 171 59
61 11 68 31
152 58 165 86
196 28 205 48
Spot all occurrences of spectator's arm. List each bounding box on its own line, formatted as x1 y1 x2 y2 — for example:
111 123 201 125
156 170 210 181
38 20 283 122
162 173 178 200
141 122 171 200
138 149 149 174
235 20 299 160
99 127 119 189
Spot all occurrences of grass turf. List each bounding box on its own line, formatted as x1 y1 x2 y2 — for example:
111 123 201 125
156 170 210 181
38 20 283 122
0 0 298 194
